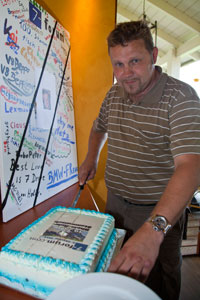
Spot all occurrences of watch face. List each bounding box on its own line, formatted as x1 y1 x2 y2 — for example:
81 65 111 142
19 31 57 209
153 216 167 230
149 215 171 235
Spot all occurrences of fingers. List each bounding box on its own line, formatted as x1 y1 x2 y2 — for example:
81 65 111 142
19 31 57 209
78 170 94 185
78 167 90 185
108 252 152 283
78 160 97 185
78 174 88 186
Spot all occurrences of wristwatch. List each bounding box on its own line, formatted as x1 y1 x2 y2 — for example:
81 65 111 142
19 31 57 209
147 215 172 235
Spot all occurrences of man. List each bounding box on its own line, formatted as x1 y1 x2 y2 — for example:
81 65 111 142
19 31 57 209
78 21 200 299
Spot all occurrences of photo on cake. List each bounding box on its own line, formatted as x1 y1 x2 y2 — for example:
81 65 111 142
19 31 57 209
41 221 91 252
43 221 90 242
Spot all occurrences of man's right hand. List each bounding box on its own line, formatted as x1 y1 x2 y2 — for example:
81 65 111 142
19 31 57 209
78 125 107 186
78 156 98 185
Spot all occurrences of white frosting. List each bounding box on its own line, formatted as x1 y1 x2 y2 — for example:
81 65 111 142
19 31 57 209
0 206 116 299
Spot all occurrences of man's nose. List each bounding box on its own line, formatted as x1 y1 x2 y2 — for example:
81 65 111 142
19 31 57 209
123 65 133 76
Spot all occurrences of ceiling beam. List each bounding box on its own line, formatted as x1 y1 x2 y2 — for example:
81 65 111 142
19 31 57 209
157 36 200 65
117 5 138 22
156 28 180 48
147 0 200 33
177 35 200 57
189 52 200 61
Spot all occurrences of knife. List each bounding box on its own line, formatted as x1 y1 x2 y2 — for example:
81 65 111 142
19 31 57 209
72 184 85 208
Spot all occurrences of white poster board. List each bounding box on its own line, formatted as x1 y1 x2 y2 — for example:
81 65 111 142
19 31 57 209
0 0 78 222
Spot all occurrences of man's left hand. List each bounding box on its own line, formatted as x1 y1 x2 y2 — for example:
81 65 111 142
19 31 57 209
108 222 164 282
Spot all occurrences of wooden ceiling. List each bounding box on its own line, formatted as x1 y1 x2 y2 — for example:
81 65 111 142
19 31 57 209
117 0 200 67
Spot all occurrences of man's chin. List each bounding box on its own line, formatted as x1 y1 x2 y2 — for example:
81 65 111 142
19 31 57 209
123 85 139 96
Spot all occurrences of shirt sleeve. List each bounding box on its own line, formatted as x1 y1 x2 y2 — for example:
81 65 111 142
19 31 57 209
169 81 200 157
93 88 112 133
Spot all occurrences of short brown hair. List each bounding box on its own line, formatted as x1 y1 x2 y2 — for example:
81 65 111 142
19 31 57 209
107 20 154 54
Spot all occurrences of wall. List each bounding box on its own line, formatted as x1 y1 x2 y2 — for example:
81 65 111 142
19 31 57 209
37 0 116 211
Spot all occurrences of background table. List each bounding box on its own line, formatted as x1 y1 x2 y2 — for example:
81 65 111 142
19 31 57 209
0 183 99 300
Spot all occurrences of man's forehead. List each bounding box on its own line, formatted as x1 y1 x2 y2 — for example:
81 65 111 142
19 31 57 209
109 40 147 58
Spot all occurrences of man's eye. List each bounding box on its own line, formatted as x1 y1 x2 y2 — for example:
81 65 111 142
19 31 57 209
115 62 123 67
130 59 139 64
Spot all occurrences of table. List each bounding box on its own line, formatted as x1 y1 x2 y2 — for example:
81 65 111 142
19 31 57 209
0 183 99 300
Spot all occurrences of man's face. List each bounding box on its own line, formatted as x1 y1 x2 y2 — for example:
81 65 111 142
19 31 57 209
109 39 158 99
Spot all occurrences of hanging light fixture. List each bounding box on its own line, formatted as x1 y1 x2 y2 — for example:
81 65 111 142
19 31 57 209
141 0 158 47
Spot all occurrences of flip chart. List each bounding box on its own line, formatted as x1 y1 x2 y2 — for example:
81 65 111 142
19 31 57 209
0 0 78 222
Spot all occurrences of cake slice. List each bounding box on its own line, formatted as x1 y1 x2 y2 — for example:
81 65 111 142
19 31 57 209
0 206 117 299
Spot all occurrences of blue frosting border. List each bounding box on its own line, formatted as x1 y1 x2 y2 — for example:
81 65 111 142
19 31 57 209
0 269 54 297
0 229 117 299
96 228 117 272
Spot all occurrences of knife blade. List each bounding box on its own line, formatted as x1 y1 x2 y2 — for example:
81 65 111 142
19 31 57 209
72 184 84 208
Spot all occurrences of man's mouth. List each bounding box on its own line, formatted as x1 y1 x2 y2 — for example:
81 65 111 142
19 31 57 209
123 78 138 85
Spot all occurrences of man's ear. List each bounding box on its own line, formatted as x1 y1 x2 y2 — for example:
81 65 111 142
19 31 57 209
152 47 158 64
